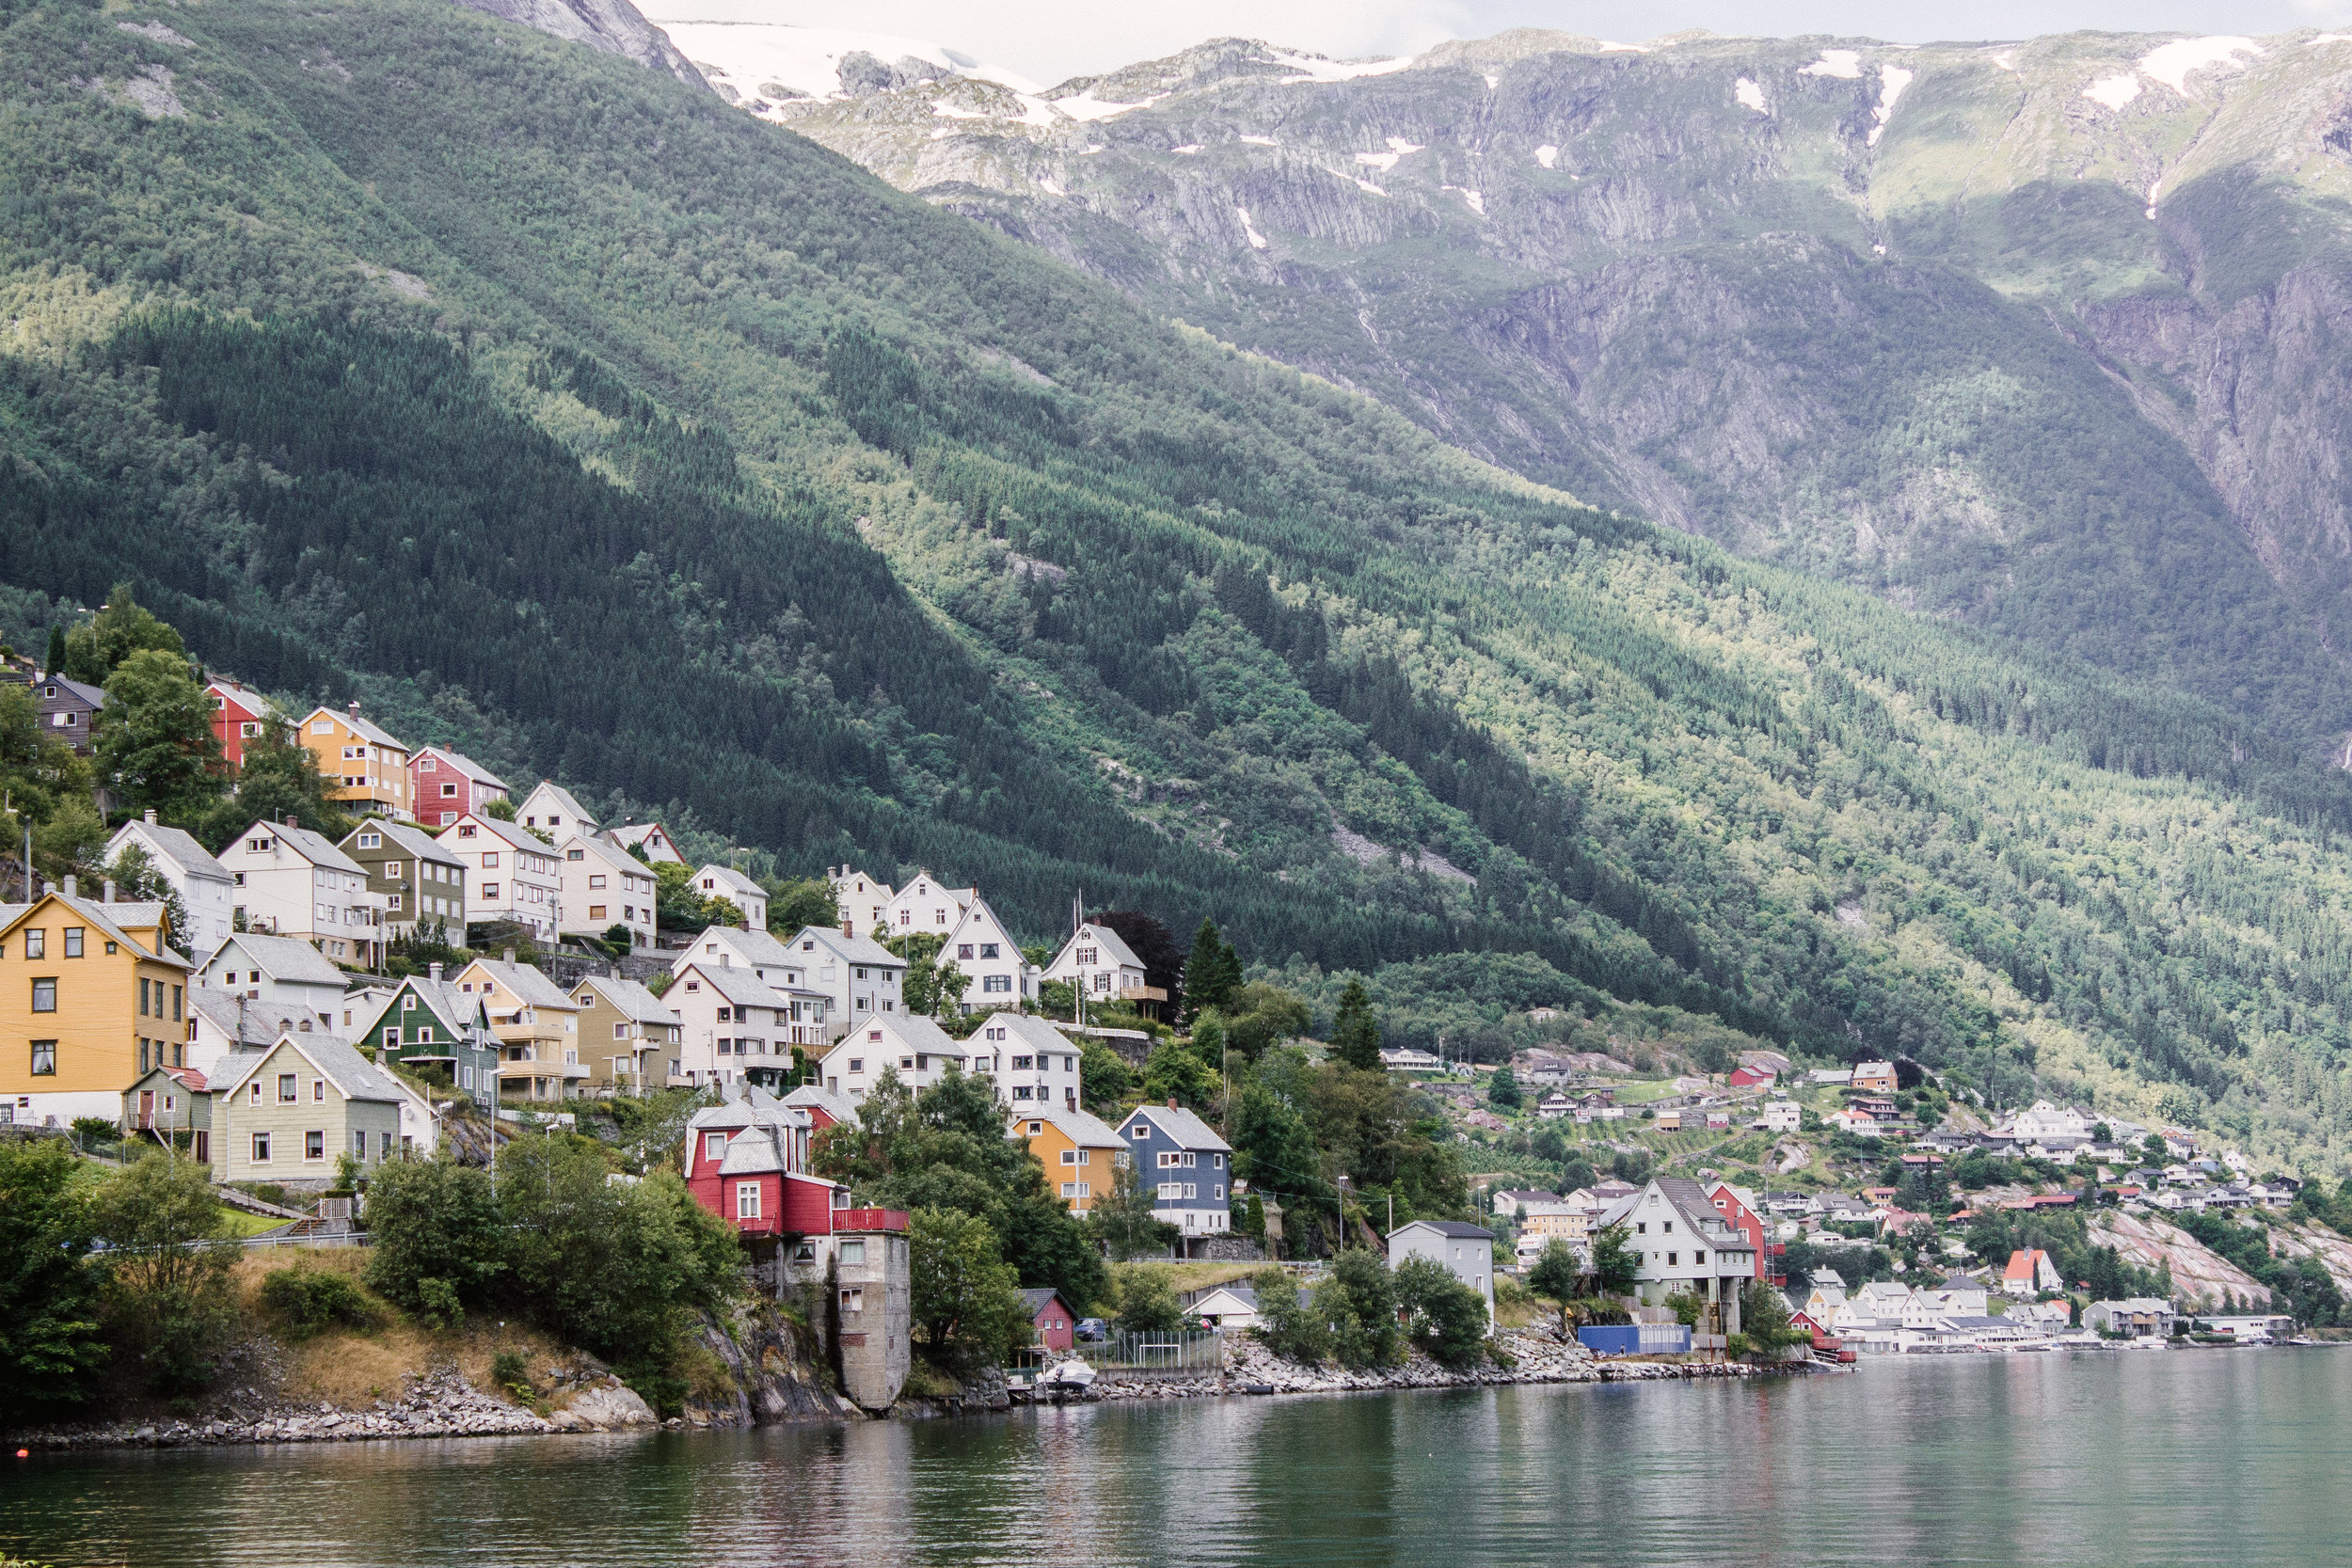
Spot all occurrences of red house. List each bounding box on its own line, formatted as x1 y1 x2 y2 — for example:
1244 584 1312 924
206 678 272 769
683 1094 906 1243
784 1083 859 1132
1704 1180 1767 1276
410 746 510 829
1022 1288 1077 1351
1728 1066 1777 1089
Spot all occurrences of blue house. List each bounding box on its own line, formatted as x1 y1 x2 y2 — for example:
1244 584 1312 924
1116 1101 1232 1250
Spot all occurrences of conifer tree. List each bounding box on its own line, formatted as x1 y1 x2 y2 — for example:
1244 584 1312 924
1330 977 1383 1071
1184 918 1239 1019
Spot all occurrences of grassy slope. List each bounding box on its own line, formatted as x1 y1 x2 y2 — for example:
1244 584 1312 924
8 0 2352 1169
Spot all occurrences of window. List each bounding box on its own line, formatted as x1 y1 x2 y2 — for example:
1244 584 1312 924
278 1073 297 1102
588 906 607 921
384 862 402 879
441 784 457 798
983 974 1011 993
1061 1181 1078 1197
171 986 182 1022
250 1082 262 1104
1695 1251 1707 1266
389 895 403 911
241 721 259 737
1157 1182 1181 1199
848 1058 863 1073
1215 1185 1224 1199
313 1080 325 1102
458 825 477 839
1667 1252 1678 1267
1012 1055 1034 1071
24 929 42 959
251 1132 272 1162
1078 947 1098 966
958 943 974 960
989 1028 1008 1042
705 1131 728 1159
1183 1151 1198 1167
358 833 382 849
63 928 82 958
737 1181 762 1220
840 1241 866 1265
980 943 1000 959
1158 1151 1178 1169
482 853 500 869
29 1041 56 1075
587 874 606 889
420 757 437 772
139 977 151 1016
306 1131 326 1161
615 1022 630 1039
1074 1149 1090 1166
311 720 333 734
840 1287 864 1313
353 1130 368 1158
30 978 56 1013
855 967 868 980
1013 1085 1033 1100
1213 1153 1225 1169
1184 1184 1198 1199
483 884 500 899
1130 1125 1148 1140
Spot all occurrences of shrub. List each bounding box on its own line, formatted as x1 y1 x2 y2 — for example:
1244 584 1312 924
1250 1267 1329 1365
1393 1256 1489 1369
364 1157 508 1312
261 1266 386 1338
70 1117 119 1145
87 1154 238 1396
490 1349 532 1400
0 1138 107 1421
1330 1248 1399 1370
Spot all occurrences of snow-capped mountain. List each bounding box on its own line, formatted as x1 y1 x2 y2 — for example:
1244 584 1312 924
637 14 1045 119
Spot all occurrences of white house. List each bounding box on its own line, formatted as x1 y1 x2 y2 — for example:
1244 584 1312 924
195 932 354 1037
1757 1100 1803 1132
106 811 236 959
668 925 849 1039
609 820 684 864
1189 1284 1263 1330
1042 919 1147 1005
963 1012 1084 1111
667 961 809 1088
437 814 562 942
942 896 1037 1012
774 926 908 1032
516 781 599 839
828 865 894 934
816 1013 976 1101
693 865 768 931
185 990 287 1077
1378 1047 1443 1072
2007 1101 2094 1142
882 869 973 936
1597 1177 1758 1333
558 834 659 951
1536 1090 1573 1120
1388 1220 1496 1327
215 821 386 966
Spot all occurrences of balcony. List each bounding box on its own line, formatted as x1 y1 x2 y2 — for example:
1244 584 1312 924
834 1207 910 1234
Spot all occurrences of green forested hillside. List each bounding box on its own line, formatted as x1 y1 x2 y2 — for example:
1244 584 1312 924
10 0 2352 1171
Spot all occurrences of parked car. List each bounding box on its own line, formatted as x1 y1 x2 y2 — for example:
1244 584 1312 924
1074 1318 1109 1342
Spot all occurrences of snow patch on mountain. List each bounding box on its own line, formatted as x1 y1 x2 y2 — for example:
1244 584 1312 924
1735 77 1767 113
1270 47 1414 84
1239 134 1277 146
1236 206 1268 248
644 18 1038 109
1534 143 1558 167
1867 65 1912 145
2082 72 2141 110
1800 49 1863 79
1053 91 1162 121
2138 35 2261 96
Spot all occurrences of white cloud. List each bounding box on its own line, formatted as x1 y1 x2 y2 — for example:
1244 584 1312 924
651 1 2322 90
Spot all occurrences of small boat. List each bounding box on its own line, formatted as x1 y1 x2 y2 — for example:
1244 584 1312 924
1042 1359 1097 1392
2286 1337 2324 1347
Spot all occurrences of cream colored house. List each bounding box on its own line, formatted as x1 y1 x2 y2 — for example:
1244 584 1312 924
453 958 582 1101
203 1032 403 1187
559 834 659 951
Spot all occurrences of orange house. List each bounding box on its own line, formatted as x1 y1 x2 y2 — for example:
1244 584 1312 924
1 884 192 1129
298 703 413 821
1013 1104 1128 1213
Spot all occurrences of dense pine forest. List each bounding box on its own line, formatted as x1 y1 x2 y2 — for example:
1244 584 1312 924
9 0 2352 1170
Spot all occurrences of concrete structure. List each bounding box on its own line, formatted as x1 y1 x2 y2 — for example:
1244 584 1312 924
105 813 236 960
1388 1219 1497 1327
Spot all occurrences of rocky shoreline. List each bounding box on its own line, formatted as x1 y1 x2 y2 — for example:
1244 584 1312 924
14 1368 660 1451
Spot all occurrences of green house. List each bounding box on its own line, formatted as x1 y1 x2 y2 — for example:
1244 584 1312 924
349 965 500 1101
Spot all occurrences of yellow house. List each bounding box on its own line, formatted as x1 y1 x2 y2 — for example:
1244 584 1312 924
1 882 193 1129
203 1031 404 1186
1012 1104 1128 1214
454 957 583 1101
1522 1208 1589 1245
299 703 413 821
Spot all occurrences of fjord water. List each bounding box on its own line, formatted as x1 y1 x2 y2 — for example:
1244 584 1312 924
5 1351 2344 1566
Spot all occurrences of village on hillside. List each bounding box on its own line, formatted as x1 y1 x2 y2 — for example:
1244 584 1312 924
6 596 2352 1438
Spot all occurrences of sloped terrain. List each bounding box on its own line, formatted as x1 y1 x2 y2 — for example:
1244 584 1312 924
771 27 2352 748
14 0 2352 1173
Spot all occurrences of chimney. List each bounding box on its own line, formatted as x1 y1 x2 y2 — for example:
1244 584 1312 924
1168 1097 1178 1111
503 947 516 965
103 880 116 903
61 874 75 899
347 701 360 721
428 961 444 982
143 809 157 825
842 920 853 937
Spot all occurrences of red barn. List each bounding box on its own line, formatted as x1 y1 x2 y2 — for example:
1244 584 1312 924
1728 1066 1777 1089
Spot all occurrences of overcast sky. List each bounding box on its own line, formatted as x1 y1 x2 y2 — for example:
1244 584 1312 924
651 0 2349 86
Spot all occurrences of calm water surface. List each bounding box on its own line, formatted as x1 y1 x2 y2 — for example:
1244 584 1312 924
3 1349 2344 1565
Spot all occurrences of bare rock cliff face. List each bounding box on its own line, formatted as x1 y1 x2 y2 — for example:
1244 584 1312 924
444 0 705 87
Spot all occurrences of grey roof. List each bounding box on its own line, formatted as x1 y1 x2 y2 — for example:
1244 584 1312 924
783 1084 860 1126
1940 1275 1985 1290
213 931 350 988
695 864 766 898
108 819 233 884
304 705 406 751
1051 920 1144 973
464 958 575 1011
190 991 293 1047
1599 1177 1756 1249
1019 1287 1069 1315
1197 1284 1259 1309
521 781 598 827
1396 1220 1495 1240
990 1012 1084 1056
785 925 906 969
869 1013 968 1057
571 974 681 1026
347 817 467 867
1013 1103 1128 1148
414 746 508 789
40 674 105 707
445 814 549 855
2 895 191 967
207 1030 402 1104
717 1134 786 1177
1120 1102 1232 1153
250 821 369 878
676 961 787 1009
